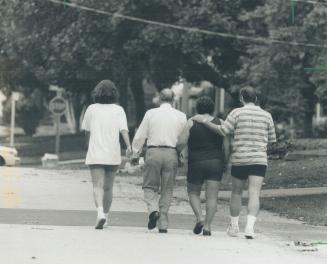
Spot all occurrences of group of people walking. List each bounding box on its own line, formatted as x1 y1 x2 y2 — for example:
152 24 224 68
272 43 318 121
82 79 276 239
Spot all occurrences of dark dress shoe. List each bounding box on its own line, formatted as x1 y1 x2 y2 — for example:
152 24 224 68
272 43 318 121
159 229 168 233
203 230 211 236
95 218 106 230
148 211 160 230
193 222 204 235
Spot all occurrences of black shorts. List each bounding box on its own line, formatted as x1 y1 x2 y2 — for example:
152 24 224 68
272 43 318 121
231 165 267 180
187 159 224 191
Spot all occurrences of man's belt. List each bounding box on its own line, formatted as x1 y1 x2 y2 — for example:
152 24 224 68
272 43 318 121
147 145 176 149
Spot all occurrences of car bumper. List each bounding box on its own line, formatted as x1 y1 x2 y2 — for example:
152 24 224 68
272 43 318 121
14 157 21 166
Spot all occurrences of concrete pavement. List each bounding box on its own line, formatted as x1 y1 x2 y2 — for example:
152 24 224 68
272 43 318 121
0 166 327 263
1 225 327 264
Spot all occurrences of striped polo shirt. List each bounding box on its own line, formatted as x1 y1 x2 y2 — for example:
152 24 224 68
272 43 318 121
218 104 276 166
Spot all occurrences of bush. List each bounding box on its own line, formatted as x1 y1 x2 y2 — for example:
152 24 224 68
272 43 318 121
313 122 327 138
268 139 296 159
3 89 44 136
268 123 296 159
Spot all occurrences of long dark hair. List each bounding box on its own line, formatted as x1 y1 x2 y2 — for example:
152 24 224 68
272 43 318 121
92 80 119 104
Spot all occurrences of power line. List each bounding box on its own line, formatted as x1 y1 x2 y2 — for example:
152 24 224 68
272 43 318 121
293 0 327 5
42 0 327 49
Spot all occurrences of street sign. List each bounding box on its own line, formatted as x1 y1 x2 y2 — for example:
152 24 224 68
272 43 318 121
49 96 67 115
49 94 67 159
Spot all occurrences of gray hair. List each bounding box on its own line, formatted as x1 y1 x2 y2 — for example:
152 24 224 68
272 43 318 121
159 88 175 103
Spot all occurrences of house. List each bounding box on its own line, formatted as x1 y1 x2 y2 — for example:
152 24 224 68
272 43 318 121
313 102 327 125
169 80 233 118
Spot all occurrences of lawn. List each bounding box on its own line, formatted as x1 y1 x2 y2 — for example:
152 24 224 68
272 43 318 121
59 156 327 191
261 194 327 226
263 158 327 189
0 134 87 157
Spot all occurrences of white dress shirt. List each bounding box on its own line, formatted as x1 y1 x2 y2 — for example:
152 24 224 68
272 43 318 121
82 103 128 165
132 103 187 153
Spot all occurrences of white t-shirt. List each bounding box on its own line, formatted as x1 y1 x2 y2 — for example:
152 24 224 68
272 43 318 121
81 103 128 165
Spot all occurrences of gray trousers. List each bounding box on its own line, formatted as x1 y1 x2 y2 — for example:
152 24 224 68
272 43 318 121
143 148 178 230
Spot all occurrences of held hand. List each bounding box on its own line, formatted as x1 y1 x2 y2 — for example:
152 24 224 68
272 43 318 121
126 147 133 158
131 151 140 165
179 151 187 164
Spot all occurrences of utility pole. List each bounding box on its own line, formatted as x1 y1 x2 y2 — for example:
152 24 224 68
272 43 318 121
10 92 20 147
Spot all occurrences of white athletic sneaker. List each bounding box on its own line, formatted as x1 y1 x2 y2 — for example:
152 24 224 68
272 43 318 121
244 227 255 239
227 224 239 237
103 214 109 228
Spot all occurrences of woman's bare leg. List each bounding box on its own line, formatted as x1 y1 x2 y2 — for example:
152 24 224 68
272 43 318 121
204 180 219 231
103 166 118 214
245 175 264 238
230 177 246 217
90 165 106 228
227 177 246 236
188 182 203 224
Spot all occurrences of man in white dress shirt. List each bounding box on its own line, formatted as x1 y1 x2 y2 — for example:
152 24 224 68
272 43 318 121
132 89 187 233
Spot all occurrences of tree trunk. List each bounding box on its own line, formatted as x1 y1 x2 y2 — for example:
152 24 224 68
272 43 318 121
70 92 87 133
303 110 314 138
300 83 316 138
131 75 145 125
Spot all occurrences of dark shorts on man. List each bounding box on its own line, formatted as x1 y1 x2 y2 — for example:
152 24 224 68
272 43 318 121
231 165 267 180
187 159 224 193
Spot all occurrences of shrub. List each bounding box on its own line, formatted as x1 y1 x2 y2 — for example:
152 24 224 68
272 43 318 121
313 122 327 138
268 139 296 159
3 89 44 136
268 123 296 159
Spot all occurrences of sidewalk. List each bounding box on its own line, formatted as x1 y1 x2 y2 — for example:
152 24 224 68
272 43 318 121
1 167 327 241
1 224 326 264
2 167 327 212
1 166 327 262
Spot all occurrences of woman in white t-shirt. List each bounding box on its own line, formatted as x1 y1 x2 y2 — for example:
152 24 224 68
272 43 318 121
82 80 131 229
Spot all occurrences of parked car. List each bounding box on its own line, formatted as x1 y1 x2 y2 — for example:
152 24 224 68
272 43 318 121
0 146 20 166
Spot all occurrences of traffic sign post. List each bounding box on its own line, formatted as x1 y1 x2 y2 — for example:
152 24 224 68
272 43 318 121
49 95 67 157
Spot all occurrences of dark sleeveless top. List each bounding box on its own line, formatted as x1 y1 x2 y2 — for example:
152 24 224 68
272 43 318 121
188 117 224 163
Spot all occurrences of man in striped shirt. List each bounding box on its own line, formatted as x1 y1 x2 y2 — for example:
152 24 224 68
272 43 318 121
193 86 276 239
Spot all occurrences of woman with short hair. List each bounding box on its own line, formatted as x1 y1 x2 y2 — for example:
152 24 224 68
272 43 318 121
177 96 230 236
82 80 131 229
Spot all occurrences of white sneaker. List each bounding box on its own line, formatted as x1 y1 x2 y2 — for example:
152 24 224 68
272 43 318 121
227 224 239 237
103 219 108 228
244 227 255 239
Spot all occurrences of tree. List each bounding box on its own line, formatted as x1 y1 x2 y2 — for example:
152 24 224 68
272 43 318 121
235 0 327 137
0 0 265 129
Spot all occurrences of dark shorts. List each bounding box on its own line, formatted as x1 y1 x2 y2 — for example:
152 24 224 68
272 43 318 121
231 165 267 180
187 159 224 192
